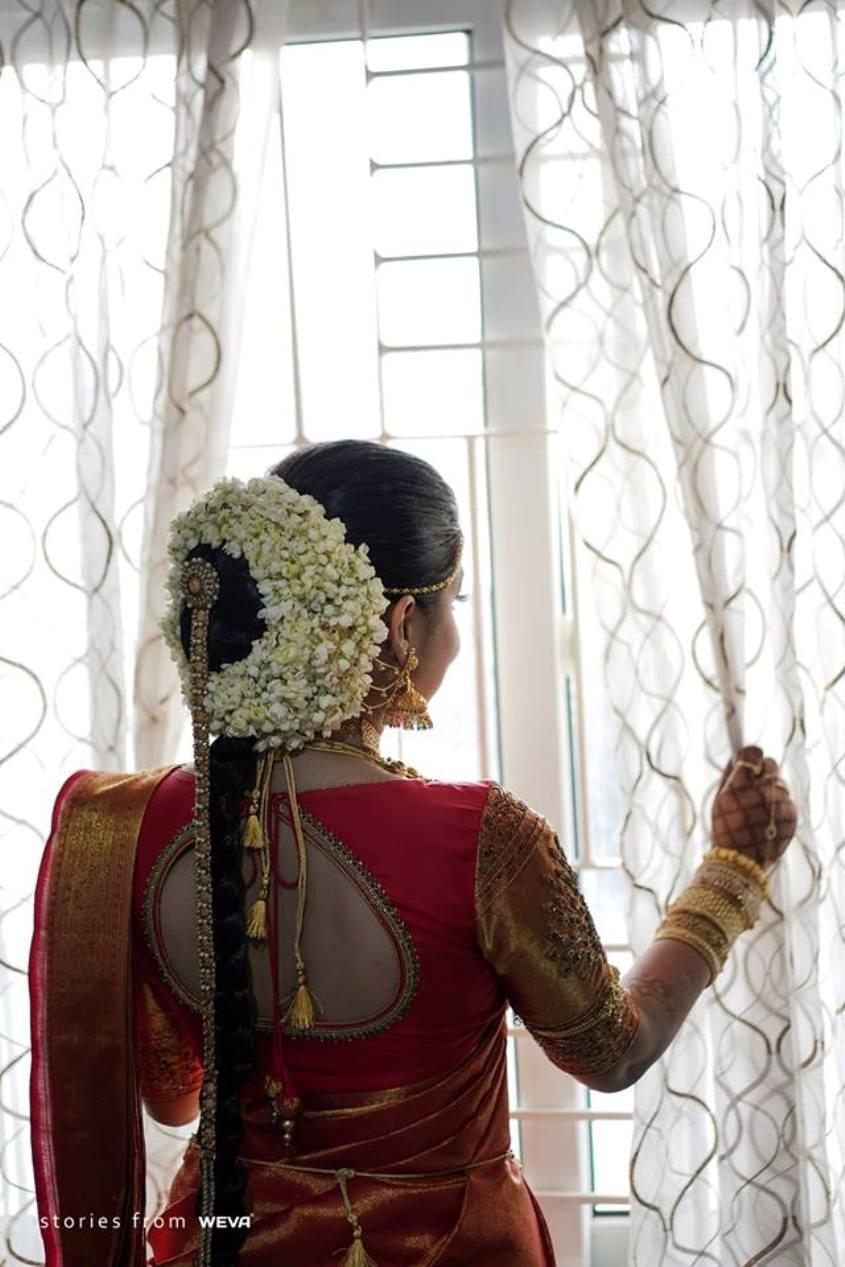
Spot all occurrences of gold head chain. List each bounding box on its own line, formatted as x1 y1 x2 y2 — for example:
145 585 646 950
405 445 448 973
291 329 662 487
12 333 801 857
381 540 463 597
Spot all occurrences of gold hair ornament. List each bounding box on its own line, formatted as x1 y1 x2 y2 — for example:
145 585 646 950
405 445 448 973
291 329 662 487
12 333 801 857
382 541 463 597
181 556 220 1267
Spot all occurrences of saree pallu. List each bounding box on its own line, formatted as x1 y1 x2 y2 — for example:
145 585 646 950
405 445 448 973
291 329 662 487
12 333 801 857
148 1014 554 1266
29 768 175 1267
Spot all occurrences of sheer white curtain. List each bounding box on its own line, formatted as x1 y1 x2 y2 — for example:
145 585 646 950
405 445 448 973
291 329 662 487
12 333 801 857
502 1 845 1263
0 2 287 1259
133 3 288 770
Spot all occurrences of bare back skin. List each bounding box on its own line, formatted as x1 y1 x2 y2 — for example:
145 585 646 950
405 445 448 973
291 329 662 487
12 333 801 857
148 752 413 1033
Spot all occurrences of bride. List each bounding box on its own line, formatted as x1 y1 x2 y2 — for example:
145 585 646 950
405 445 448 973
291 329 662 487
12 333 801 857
29 439 796 1266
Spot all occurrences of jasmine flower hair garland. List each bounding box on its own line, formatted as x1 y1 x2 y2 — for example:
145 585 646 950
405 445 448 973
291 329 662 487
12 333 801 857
161 475 389 751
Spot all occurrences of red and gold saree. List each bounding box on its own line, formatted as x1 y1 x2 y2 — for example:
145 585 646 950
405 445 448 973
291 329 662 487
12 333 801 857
30 766 639 1265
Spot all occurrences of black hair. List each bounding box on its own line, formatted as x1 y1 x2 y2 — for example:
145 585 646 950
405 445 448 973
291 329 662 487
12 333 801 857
180 545 264 1265
271 440 462 608
178 440 461 1263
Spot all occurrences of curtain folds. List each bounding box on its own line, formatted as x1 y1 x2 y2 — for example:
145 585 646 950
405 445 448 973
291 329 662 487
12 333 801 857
502 2 845 1264
0 2 286 1260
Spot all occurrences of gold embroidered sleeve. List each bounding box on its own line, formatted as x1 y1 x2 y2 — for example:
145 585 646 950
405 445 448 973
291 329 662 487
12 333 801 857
475 785 640 1079
136 980 204 1103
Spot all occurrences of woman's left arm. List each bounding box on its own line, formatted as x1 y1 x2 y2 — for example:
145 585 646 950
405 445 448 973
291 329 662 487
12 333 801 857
135 973 203 1126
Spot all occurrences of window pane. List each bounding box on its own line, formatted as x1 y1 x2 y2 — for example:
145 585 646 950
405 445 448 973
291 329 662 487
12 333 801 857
281 40 381 439
377 258 481 347
590 1119 634 1208
366 32 469 73
579 869 629 946
226 444 297 481
371 165 478 258
368 71 473 164
381 349 483 437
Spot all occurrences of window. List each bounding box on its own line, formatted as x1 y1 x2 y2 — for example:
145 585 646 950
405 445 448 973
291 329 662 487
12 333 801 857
233 4 635 1263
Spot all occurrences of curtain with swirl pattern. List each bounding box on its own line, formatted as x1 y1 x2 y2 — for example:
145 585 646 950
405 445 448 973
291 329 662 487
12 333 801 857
0 2 287 1259
502 2 845 1264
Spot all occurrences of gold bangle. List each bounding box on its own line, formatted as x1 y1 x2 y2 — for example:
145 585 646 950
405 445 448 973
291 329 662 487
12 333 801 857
693 860 764 927
653 924 721 983
672 884 750 941
703 846 770 899
654 850 767 983
658 908 731 957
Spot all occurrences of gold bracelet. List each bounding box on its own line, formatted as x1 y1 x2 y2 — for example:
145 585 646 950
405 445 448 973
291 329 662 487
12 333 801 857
659 908 731 957
653 922 721 983
672 883 750 941
653 845 769 982
703 846 770 899
693 860 765 927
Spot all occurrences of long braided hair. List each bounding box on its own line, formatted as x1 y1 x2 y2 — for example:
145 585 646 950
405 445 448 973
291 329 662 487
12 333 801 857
177 441 461 1263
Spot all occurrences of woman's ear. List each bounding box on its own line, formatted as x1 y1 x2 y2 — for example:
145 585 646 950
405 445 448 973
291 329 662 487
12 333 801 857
386 595 416 663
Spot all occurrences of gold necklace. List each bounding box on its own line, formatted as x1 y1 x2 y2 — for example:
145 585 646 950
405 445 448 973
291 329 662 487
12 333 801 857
303 737 421 780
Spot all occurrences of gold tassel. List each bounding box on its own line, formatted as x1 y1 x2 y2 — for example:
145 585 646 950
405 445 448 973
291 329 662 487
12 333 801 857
245 897 267 940
334 1170 376 1266
283 980 317 1031
341 1231 377 1267
243 753 273 848
279 752 320 1032
243 810 265 849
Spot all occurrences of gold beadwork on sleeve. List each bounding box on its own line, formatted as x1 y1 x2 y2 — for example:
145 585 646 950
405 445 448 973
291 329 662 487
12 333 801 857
530 966 640 1077
475 784 547 912
137 980 204 1102
475 785 640 1079
541 834 606 977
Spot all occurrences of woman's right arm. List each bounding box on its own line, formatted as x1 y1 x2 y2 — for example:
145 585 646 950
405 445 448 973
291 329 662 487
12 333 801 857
475 747 797 1093
581 939 710 1092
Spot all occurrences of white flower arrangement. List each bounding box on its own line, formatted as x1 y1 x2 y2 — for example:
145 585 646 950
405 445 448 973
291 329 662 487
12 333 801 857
160 475 389 751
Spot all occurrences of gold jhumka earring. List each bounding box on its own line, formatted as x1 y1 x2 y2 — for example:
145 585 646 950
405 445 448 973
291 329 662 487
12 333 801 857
383 647 432 730
370 542 464 732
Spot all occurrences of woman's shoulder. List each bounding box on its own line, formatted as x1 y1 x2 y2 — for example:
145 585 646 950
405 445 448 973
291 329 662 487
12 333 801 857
473 783 556 909
375 777 551 864
374 774 497 831
48 764 187 834
405 777 547 828
49 765 193 863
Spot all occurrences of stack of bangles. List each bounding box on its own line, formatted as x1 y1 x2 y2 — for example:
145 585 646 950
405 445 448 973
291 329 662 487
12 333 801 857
653 847 770 983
